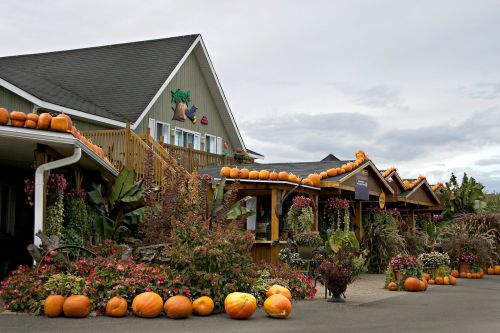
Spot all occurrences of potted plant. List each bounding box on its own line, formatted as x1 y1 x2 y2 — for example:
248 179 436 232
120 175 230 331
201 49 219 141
457 253 477 273
389 254 419 282
417 252 451 276
287 195 316 259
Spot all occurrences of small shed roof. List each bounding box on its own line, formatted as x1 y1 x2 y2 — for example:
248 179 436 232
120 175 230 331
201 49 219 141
400 179 440 206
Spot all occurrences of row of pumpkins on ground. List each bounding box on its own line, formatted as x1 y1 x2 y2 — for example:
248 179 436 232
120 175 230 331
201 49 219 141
220 150 370 187
43 285 293 320
0 107 113 167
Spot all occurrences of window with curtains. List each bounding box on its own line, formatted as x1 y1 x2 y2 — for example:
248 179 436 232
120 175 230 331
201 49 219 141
174 128 200 150
205 134 216 153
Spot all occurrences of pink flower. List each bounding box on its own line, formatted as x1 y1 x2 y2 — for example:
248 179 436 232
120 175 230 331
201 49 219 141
117 264 124 271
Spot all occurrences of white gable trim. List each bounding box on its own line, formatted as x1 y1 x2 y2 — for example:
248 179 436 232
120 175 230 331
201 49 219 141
0 77 125 128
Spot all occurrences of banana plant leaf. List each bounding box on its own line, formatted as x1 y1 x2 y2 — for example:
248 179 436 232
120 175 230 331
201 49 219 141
93 216 114 241
226 196 255 221
110 167 135 207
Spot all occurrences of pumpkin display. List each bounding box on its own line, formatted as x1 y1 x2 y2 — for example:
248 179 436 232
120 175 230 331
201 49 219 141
0 107 8 125
63 295 91 318
239 168 250 179
27 113 39 122
106 295 128 317
435 276 444 285
487 266 494 275
269 170 278 181
338 168 346 175
224 292 257 319
403 277 421 292
263 294 292 319
307 173 321 187
10 111 27 127
422 273 430 281
259 169 270 180
387 282 398 291
25 119 38 128
288 173 298 183
192 296 214 316
278 171 289 181
450 276 457 286
249 170 259 180
57 113 73 130
443 276 450 285
266 285 292 301
451 269 459 278
301 178 314 186
326 168 338 177
466 273 472 279
459 272 467 278
132 292 163 318
320 171 328 179
478 269 484 278
37 113 53 129
44 295 65 317
495 265 500 274
220 166 231 177
230 167 240 178
428 279 435 285
50 116 69 132
343 163 353 172
419 280 427 291
164 295 192 319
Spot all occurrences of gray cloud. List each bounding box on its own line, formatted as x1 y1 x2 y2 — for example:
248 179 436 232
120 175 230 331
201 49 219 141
466 83 500 100
475 158 500 166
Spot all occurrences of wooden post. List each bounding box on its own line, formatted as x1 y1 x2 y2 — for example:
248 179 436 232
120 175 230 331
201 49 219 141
271 189 279 265
354 201 363 241
311 194 318 231
408 209 415 234
125 122 131 168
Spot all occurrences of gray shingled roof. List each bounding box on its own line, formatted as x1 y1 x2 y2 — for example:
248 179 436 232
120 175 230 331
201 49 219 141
0 34 199 122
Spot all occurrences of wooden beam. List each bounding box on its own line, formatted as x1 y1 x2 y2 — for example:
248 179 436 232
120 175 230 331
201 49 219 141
354 201 363 241
270 188 279 265
309 194 319 231
408 209 415 234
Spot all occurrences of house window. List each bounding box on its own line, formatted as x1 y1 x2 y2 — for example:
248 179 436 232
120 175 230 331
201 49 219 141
205 134 216 154
0 184 15 236
175 128 200 150
155 121 170 144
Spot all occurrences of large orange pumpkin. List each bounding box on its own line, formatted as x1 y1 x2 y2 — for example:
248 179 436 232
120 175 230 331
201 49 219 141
224 292 257 319
471 273 477 279
220 166 231 177
308 173 321 187
466 272 472 279
301 178 314 186
37 113 52 129
422 273 430 281
57 114 73 130
24 113 39 128
404 277 421 292
428 279 435 285
320 171 328 179
27 113 39 122
25 119 38 129
388 282 398 291
106 295 128 317
419 280 428 291
44 295 65 317
192 296 214 316
263 294 292 319
288 173 298 183
459 271 467 278
132 292 163 318
487 267 494 275
326 168 338 177
230 167 240 178
239 168 250 179
164 295 192 319
435 276 444 285
450 276 457 286
443 276 450 285
10 111 26 127
266 285 292 301
495 265 500 274
269 170 278 181
343 163 353 172
451 269 459 278
50 116 69 132
0 108 8 125
278 171 289 181
259 170 270 180
249 170 259 180
337 168 345 175
63 295 91 318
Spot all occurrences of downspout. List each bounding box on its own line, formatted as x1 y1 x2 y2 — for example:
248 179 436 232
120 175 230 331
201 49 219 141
34 147 82 247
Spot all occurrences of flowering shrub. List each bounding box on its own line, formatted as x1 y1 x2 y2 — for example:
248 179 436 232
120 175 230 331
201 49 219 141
325 197 349 212
458 253 478 264
288 196 314 236
291 195 311 212
389 254 418 271
417 252 451 270
256 263 317 300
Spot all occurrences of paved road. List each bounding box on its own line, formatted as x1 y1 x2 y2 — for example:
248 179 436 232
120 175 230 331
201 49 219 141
1 275 499 333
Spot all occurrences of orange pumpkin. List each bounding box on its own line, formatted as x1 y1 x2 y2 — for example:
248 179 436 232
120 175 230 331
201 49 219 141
224 292 257 319
50 116 69 132
443 276 450 285
37 113 52 129
388 282 398 291
404 277 421 292
10 111 26 127
25 119 38 129
288 173 298 183
106 295 128 317
0 107 8 125
229 167 240 178
278 171 289 181
450 276 457 286
337 168 346 175
220 166 231 177
419 280 427 291
263 294 292 319
25 114 39 128
320 171 328 179
343 163 353 172
301 178 314 186
132 292 163 318
57 114 73 130
259 170 270 180
495 265 500 274
27 113 39 122
266 285 292 301
63 295 91 318
308 173 321 187
44 295 65 317
459 272 467 278
428 279 435 285
164 295 192 319
487 267 495 275
249 170 259 180
466 272 472 279
192 296 214 316
422 273 430 281
435 276 444 285
239 168 250 179
269 170 278 181
326 168 338 177
451 269 459 278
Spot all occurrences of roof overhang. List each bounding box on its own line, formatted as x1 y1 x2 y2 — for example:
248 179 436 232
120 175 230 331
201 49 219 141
384 170 406 192
400 179 440 205
211 177 320 191
0 126 118 179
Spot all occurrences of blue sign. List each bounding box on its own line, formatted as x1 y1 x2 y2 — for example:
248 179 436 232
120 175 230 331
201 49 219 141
355 170 369 200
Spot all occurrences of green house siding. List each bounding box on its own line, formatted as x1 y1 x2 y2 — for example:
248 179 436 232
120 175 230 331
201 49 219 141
72 118 114 132
0 86 33 113
134 52 233 150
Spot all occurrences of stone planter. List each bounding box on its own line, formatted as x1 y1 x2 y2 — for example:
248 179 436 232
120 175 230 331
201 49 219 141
298 245 315 259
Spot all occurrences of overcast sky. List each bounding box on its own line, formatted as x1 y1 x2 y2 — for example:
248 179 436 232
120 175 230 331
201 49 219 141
1 0 500 191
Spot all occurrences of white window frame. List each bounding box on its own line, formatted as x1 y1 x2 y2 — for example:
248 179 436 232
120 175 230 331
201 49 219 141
155 120 170 144
205 134 217 154
148 118 156 139
174 127 201 150
216 137 223 154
